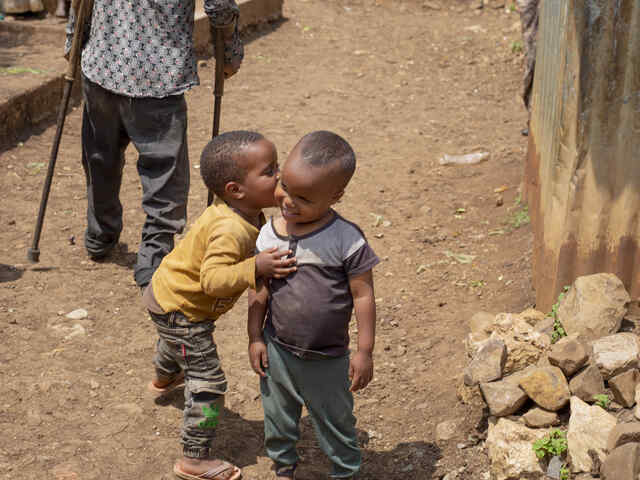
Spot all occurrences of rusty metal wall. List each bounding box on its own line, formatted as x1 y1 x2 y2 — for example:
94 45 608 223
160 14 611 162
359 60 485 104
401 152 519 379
526 0 640 311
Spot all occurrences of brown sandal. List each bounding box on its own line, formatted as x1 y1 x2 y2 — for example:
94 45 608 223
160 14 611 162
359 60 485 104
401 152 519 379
274 463 296 479
173 460 241 480
148 371 184 396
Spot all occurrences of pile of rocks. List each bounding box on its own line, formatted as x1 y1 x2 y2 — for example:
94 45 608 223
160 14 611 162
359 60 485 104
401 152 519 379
462 273 640 479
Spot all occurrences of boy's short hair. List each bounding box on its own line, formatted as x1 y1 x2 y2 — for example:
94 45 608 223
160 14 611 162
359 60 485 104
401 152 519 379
200 130 265 198
297 131 356 188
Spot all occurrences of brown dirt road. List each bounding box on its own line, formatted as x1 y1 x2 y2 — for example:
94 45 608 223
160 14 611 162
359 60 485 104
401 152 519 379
0 1 534 478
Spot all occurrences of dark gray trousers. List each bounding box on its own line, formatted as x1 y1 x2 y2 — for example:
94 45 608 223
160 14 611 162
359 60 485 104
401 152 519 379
151 310 227 458
81 76 190 287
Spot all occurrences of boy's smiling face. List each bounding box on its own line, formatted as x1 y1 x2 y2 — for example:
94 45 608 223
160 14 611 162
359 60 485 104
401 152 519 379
275 145 344 226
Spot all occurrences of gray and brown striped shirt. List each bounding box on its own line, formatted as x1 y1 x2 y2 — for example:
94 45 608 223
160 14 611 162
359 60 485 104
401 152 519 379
257 213 379 359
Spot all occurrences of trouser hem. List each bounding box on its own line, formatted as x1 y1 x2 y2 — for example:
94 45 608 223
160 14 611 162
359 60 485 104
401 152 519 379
183 446 210 459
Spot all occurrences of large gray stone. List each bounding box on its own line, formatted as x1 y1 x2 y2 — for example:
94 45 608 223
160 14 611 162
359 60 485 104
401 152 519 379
519 367 571 411
567 396 617 473
609 369 640 408
464 338 506 386
546 455 564 480
480 380 528 417
600 443 640 480
569 365 605 402
547 336 588 376
486 418 548 480
606 422 640 451
557 273 630 342
591 333 640 379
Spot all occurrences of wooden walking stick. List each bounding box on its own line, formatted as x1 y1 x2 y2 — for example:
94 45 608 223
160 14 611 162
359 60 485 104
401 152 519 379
207 27 226 207
27 0 92 263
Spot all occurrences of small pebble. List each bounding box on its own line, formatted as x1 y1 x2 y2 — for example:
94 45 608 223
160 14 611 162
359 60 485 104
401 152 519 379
66 308 88 320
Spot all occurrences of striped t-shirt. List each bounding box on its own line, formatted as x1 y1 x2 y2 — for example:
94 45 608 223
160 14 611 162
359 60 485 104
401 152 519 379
256 212 379 358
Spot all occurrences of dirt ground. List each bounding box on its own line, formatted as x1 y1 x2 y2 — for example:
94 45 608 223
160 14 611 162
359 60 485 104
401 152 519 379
0 1 535 478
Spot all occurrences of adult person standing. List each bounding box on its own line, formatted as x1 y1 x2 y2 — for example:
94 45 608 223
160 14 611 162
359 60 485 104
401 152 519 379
517 0 539 135
65 0 243 290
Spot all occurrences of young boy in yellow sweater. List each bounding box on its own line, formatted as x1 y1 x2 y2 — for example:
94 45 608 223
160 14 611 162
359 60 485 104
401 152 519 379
142 131 296 480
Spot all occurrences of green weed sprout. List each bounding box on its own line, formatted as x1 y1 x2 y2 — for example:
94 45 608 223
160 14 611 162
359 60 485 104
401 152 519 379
506 194 530 231
594 394 610 410
560 464 570 480
532 429 568 460
511 40 523 54
550 286 570 343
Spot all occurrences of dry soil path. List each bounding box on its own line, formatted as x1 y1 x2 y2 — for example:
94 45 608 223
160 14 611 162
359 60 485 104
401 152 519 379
0 1 533 478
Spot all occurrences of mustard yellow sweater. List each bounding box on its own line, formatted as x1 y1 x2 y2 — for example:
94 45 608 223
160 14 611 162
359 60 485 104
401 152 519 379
151 198 262 322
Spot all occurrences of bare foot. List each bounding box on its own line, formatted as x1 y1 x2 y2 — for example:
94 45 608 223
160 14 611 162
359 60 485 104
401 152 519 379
175 457 241 480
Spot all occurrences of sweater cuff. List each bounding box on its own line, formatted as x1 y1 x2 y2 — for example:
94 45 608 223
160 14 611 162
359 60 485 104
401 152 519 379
243 255 257 290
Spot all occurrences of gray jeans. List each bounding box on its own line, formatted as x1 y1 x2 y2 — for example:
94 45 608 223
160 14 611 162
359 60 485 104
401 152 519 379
151 310 226 458
81 76 190 287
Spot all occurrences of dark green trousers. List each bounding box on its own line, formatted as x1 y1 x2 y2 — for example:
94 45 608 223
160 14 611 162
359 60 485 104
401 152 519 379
261 335 361 478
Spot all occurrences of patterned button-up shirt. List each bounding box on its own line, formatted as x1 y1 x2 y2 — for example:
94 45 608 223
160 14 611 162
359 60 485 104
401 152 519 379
65 0 243 98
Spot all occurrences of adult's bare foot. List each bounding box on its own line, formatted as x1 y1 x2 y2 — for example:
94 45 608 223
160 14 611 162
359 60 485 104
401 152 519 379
55 0 66 17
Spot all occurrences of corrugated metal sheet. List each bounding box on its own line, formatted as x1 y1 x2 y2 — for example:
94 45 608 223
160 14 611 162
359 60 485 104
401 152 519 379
526 0 640 311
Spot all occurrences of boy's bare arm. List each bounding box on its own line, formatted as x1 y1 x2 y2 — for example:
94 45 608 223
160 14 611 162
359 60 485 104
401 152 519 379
248 283 270 377
348 270 376 392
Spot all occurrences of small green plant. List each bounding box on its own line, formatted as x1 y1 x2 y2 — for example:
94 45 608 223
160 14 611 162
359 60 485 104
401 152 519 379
594 394 610 410
532 429 568 460
551 320 566 343
511 40 523 54
510 204 530 229
560 464 570 480
550 286 570 343
509 2 517 12
505 193 530 230
514 192 522 206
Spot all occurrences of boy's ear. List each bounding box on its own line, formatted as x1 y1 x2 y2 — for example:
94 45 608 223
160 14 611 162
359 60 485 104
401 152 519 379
224 181 245 200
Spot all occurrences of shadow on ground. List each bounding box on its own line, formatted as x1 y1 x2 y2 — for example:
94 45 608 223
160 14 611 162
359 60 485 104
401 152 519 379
153 387 441 479
0 263 24 282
